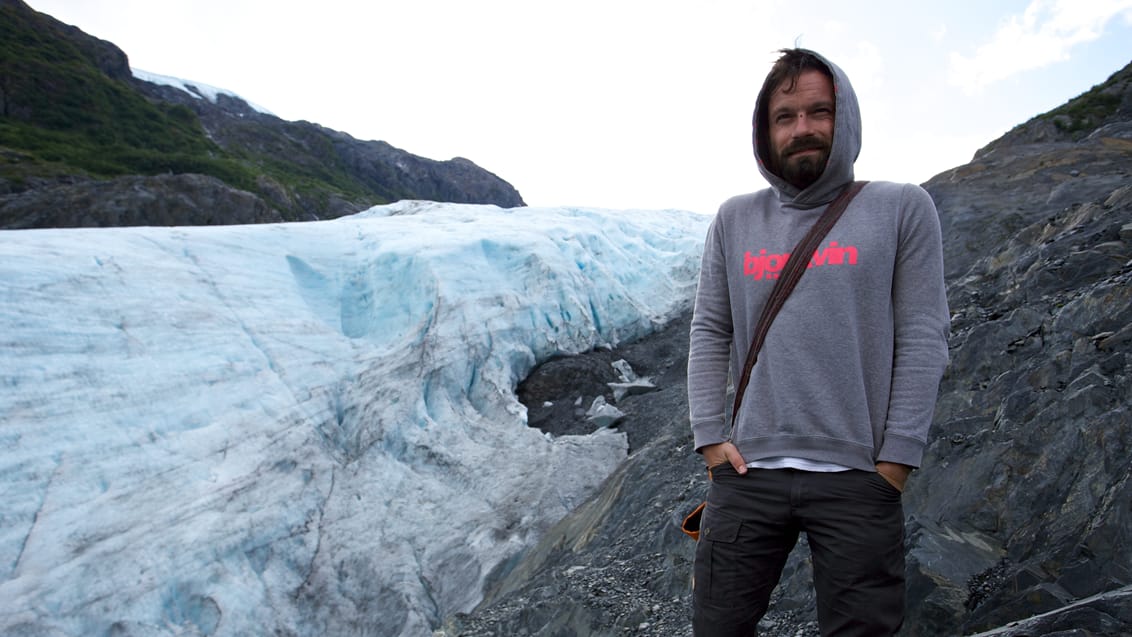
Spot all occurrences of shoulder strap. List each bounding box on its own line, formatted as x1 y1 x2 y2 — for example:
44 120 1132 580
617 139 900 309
729 181 868 427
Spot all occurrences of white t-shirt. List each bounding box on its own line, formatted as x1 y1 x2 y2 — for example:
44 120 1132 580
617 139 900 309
748 456 852 472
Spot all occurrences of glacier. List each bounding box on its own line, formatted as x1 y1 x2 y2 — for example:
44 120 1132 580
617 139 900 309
0 201 709 636
132 68 276 115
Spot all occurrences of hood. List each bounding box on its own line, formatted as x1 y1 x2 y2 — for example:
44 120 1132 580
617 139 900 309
752 49 862 209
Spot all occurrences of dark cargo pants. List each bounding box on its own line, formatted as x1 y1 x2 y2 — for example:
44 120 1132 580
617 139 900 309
692 466 905 637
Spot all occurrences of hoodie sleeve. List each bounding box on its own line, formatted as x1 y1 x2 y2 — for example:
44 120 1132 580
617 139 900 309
688 213 735 453
878 184 951 467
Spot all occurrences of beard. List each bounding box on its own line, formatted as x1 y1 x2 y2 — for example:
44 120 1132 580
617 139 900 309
774 138 830 190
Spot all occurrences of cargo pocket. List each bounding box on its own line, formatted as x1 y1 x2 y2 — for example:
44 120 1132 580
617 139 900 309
692 505 743 602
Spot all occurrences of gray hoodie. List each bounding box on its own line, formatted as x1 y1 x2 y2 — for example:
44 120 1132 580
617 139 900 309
687 50 950 471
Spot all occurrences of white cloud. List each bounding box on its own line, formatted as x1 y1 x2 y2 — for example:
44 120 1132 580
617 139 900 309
948 0 1132 93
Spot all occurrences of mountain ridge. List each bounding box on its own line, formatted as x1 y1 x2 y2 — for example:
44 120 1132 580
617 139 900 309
0 0 524 228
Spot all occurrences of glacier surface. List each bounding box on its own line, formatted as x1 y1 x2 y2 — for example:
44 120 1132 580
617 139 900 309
132 68 276 115
0 201 708 636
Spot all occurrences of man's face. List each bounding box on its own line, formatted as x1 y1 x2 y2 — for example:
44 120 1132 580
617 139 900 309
767 69 835 190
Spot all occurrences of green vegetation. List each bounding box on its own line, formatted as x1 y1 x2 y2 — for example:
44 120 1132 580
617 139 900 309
1042 64 1129 135
0 118 259 190
1049 93 1122 134
1 3 227 172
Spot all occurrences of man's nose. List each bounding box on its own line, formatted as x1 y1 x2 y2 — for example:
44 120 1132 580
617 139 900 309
792 113 816 136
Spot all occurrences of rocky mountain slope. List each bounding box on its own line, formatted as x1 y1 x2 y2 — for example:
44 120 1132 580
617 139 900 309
442 61 1132 636
0 0 523 228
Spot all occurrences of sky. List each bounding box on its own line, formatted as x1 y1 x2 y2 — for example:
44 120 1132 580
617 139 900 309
26 0 1132 214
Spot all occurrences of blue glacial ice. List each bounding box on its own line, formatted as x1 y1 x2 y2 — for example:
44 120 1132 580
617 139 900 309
0 201 709 636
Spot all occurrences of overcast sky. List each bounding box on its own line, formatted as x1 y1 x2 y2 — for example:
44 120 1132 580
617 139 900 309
27 0 1132 214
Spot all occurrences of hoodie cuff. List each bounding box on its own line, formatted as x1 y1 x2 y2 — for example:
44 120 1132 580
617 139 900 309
691 421 729 455
877 432 925 469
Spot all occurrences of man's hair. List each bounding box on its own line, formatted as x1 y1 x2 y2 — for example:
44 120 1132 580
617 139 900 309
764 48 833 97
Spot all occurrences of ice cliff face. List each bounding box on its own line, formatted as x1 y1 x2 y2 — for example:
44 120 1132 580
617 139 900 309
0 201 710 636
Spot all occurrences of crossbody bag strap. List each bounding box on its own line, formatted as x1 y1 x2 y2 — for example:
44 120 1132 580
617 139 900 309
729 180 868 428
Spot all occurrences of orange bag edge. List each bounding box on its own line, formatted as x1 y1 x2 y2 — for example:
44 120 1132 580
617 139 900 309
681 501 705 541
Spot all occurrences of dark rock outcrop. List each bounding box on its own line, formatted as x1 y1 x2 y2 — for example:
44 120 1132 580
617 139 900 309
0 173 282 228
908 73 1132 634
928 59 1132 281
443 61 1132 636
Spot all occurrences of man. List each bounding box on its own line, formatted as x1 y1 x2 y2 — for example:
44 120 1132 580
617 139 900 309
687 48 950 636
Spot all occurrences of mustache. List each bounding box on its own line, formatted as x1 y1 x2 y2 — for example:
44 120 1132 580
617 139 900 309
782 138 829 156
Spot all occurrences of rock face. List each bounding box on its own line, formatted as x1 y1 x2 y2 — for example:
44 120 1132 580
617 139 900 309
908 71 1132 635
0 0 525 228
0 173 283 228
442 62 1132 636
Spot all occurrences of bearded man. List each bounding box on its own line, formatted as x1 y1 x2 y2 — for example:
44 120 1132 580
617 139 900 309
687 48 951 636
